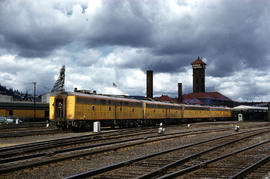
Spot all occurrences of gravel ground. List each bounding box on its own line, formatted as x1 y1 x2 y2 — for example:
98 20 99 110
1 121 270 178
0 121 260 148
0 129 116 148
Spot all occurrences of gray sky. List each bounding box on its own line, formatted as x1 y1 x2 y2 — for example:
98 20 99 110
0 0 270 101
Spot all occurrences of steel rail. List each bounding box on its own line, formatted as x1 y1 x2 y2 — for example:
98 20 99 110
0 129 60 138
229 154 270 179
158 140 270 179
64 127 270 179
0 130 156 158
0 127 157 153
0 127 229 165
0 127 234 174
136 129 268 179
0 126 230 158
0 122 47 130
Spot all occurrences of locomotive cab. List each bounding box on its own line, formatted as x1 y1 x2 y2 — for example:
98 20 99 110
50 93 68 129
55 98 64 119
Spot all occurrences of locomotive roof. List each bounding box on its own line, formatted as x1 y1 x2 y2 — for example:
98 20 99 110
142 99 183 107
59 91 143 103
53 91 231 110
54 91 183 106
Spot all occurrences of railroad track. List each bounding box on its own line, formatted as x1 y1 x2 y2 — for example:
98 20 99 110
160 139 270 178
0 122 162 138
231 154 270 179
62 126 270 179
0 122 47 130
0 126 233 174
0 127 159 158
0 128 60 138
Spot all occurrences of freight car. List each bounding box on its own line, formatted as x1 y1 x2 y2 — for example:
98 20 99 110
0 102 49 122
49 91 232 129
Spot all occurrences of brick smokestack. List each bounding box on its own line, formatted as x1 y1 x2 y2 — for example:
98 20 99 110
146 70 153 98
178 83 182 103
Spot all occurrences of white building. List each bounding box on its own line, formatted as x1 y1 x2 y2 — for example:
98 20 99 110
0 94 12 102
41 93 52 103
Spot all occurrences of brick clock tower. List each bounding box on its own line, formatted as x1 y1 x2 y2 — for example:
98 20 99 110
191 57 206 93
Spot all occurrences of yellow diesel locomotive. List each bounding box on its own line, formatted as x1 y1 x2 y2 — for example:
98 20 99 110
50 91 232 129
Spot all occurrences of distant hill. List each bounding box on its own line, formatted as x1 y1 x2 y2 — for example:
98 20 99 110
0 84 41 101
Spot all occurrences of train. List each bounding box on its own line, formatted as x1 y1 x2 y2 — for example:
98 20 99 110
232 105 268 121
49 91 232 129
0 102 49 123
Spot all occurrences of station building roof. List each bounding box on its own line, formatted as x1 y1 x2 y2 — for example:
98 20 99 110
155 92 233 107
183 92 232 101
155 95 178 103
182 92 233 106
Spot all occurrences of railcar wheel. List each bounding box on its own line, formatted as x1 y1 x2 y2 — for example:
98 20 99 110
61 123 67 130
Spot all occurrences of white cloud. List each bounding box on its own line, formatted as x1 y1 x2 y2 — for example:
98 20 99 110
0 0 270 102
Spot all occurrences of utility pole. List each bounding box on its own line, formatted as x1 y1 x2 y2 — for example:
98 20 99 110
33 82 36 121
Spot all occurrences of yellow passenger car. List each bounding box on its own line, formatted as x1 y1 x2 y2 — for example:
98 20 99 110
183 105 210 119
50 91 233 129
210 107 232 119
50 92 143 128
0 102 49 122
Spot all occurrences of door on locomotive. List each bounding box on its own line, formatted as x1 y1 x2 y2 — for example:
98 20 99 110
54 97 65 121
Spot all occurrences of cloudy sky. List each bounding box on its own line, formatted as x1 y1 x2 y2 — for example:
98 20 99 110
0 0 270 101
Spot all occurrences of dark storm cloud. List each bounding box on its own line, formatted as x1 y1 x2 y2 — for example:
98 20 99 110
84 0 270 77
0 1 76 57
0 0 154 58
0 0 270 81
84 1 153 48
148 0 270 76
1 32 71 57
140 54 193 73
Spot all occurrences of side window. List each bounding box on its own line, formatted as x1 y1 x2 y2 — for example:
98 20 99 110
132 108 135 112
109 106 111 111
120 107 122 111
92 106 95 111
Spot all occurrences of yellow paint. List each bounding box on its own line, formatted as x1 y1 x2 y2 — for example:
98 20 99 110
167 108 182 119
184 109 210 119
51 93 232 122
116 106 142 120
145 107 166 119
210 109 232 118
0 109 7 116
74 102 143 120
13 110 45 118
0 108 47 119
66 96 75 120
143 103 146 119
49 96 55 120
